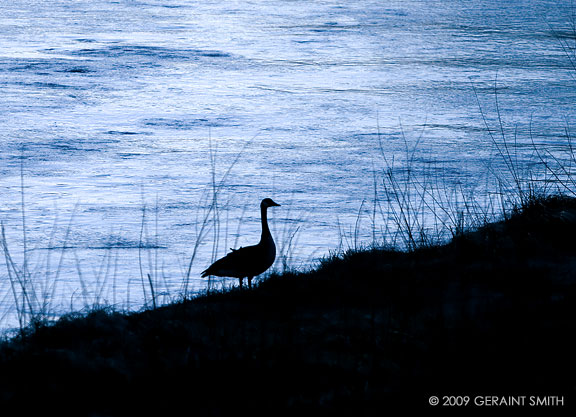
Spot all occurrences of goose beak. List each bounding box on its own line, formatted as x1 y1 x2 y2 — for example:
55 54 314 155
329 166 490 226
270 201 281 207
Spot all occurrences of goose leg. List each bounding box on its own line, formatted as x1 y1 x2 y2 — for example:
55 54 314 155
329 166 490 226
239 277 243 289
248 276 253 289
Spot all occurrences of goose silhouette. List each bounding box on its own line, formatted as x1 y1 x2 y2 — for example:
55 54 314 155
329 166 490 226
201 198 281 289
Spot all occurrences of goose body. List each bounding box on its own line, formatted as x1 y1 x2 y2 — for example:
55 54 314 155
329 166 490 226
201 198 280 288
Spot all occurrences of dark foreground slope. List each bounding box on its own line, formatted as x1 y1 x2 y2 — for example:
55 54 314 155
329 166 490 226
1 196 576 415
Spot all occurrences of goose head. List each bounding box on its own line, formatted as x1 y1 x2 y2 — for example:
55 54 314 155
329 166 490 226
261 198 281 208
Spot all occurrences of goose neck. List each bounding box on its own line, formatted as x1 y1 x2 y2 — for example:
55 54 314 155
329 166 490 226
260 205 271 241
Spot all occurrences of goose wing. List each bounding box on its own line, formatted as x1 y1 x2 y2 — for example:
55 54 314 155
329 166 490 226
201 245 263 278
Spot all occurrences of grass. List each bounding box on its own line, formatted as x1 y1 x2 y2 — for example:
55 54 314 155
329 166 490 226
0 193 575 415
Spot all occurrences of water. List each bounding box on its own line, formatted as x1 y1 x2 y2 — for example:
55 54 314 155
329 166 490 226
0 0 575 328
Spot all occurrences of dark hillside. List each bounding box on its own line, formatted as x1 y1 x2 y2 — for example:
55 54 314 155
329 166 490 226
1 196 575 415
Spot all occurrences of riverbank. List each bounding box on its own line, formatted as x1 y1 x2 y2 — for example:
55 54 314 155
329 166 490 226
1 195 575 415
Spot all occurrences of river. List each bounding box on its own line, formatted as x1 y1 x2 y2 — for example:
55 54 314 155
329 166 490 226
0 0 574 328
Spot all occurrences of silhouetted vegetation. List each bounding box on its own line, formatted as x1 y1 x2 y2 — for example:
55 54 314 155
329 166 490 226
0 194 575 415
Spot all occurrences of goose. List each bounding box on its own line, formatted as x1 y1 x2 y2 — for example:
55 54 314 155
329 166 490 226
201 198 281 289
